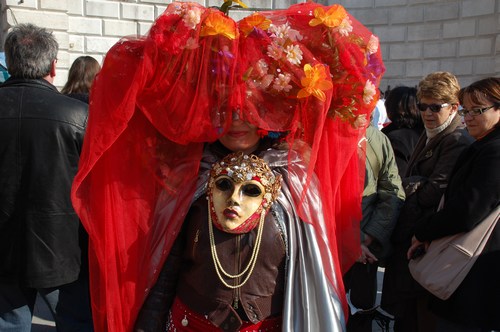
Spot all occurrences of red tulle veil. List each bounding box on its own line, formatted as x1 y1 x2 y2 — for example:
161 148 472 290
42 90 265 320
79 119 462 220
71 2 384 331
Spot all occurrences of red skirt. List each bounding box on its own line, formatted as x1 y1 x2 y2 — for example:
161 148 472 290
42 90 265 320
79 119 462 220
167 297 282 332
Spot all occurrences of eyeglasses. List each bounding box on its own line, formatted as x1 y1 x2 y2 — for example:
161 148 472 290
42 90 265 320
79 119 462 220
458 105 496 117
417 103 450 113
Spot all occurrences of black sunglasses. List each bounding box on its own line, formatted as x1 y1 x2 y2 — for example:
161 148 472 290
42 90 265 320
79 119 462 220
417 103 450 113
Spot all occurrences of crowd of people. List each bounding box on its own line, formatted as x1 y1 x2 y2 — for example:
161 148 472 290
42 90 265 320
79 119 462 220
0 2 498 332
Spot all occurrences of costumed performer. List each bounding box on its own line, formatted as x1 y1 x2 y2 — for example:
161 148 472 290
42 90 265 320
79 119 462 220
71 2 385 331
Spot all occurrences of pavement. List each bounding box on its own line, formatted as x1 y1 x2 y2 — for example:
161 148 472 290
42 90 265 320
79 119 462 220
31 268 393 331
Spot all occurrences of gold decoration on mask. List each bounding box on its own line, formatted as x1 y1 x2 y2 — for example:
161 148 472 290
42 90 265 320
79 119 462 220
208 152 281 205
207 152 282 289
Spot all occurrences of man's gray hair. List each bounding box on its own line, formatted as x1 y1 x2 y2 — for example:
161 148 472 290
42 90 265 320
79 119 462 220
4 23 58 79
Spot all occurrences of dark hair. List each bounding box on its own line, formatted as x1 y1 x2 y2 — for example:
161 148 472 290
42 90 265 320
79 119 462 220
384 86 423 129
4 23 58 79
459 77 500 107
61 56 101 95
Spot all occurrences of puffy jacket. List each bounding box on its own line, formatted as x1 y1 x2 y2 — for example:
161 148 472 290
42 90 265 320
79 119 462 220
361 125 405 261
0 78 88 288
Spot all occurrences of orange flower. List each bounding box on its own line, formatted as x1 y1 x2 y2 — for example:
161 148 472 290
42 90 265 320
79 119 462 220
297 64 333 102
309 5 348 28
200 12 238 40
239 13 272 36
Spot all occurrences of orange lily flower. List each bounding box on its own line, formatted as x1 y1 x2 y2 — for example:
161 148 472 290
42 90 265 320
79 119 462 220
200 12 238 40
297 64 333 101
309 5 348 28
239 13 272 36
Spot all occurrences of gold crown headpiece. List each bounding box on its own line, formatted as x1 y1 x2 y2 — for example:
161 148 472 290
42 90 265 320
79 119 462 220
208 152 282 204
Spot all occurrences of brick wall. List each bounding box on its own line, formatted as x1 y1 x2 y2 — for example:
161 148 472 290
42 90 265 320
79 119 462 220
343 0 500 90
1 0 499 90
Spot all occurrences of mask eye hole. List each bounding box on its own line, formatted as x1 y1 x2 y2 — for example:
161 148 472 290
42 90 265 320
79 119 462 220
242 184 262 197
215 178 233 192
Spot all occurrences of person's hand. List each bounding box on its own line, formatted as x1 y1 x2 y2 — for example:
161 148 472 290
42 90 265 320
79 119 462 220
358 243 378 264
363 234 374 247
407 235 429 260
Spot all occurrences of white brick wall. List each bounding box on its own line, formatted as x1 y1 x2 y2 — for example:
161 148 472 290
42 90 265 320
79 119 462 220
67 0 85 16
408 23 442 41
121 3 155 21
423 41 458 59
390 7 424 24
362 0 500 88
86 1 120 19
68 17 103 35
0 0 499 90
41 0 68 12
5 0 37 9
103 19 138 37
443 20 476 39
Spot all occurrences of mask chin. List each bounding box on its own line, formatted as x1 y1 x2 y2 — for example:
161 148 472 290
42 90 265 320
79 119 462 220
209 196 266 234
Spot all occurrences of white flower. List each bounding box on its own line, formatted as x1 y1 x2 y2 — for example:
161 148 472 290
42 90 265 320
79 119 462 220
272 73 292 92
367 35 379 54
268 23 290 40
183 7 201 30
172 4 184 16
255 59 269 77
267 43 284 61
353 114 368 129
285 44 303 66
255 74 274 89
363 80 376 104
183 37 199 50
337 17 353 37
269 22 302 42
287 28 303 42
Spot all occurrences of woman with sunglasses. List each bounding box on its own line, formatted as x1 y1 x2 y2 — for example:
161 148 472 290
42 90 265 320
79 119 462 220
407 77 500 331
382 71 473 331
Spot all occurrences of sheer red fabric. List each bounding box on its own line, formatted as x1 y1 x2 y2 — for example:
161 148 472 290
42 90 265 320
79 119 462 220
253 1 385 284
71 2 384 331
73 4 240 330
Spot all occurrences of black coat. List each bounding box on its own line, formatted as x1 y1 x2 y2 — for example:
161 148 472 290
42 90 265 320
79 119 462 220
381 114 473 315
0 78 88 288
381 123 423 176
414 127 500 329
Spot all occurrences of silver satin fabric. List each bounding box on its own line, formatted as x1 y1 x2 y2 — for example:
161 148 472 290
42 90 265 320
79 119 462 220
265 149 346 332
192 147 346 331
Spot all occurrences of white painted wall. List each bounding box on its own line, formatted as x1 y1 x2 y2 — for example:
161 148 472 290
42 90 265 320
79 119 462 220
1 0 499 90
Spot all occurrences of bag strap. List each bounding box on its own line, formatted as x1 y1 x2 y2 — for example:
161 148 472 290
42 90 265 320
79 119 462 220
451 205 500 254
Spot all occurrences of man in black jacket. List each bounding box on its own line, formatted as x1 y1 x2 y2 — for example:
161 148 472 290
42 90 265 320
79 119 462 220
0 24 92 331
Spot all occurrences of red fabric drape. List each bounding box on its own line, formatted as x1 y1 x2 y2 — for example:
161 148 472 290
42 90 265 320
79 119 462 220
71 2 384 331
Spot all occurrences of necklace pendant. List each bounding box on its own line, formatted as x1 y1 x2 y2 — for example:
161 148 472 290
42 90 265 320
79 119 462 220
181 315 188 327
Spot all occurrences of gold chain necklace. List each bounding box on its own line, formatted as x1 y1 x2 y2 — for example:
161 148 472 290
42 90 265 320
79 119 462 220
207 199 265 289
